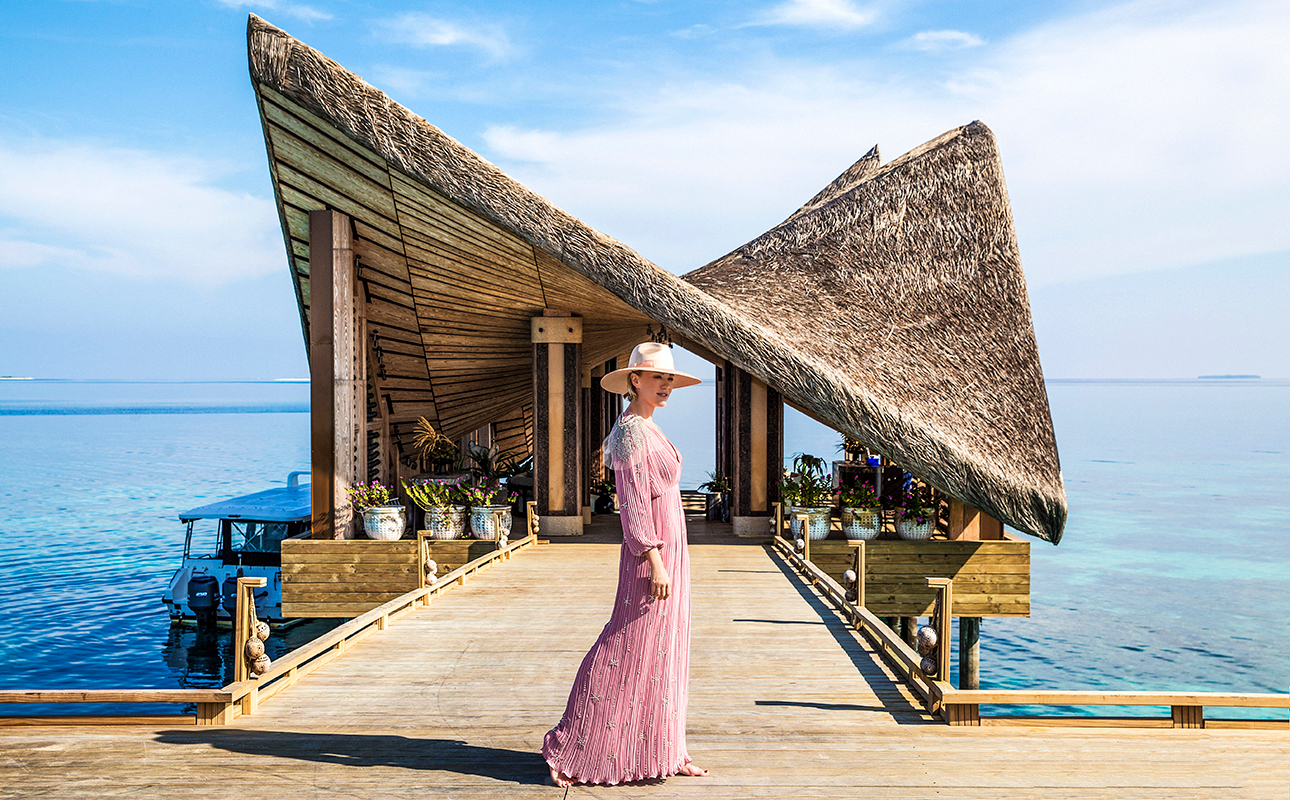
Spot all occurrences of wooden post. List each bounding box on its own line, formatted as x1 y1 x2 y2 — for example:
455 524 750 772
853 540 866 607
725 362 783 536
234 576 267 715
901 617 918 650
959 616 981 690
947 499 1003 540
309 210 360 539
926 577 954 683
532 313 583 536
794 512 810 563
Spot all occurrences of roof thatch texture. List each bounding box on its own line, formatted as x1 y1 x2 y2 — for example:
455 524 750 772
247 15 1066 543
685 124 1065 542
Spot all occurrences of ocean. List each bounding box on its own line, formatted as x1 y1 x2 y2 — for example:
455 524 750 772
0 377 1285 719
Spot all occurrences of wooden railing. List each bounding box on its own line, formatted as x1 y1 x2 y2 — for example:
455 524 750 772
768 536 1288 729
0 532 537 726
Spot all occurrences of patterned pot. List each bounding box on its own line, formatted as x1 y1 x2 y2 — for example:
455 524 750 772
470 505 512 541
423 505 467 540
841 508 882 540
363 505 406 540
788 507 831 541
896 515 935 541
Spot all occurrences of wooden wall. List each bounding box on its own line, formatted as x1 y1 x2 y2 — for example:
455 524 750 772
805 539 1030 617
281 538 506 617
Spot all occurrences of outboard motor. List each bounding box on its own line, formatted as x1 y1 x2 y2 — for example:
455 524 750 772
221 573 242 617
187 574 220 632
223 570 270 620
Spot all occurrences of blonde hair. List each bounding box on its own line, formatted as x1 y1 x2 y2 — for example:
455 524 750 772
624 371 642 401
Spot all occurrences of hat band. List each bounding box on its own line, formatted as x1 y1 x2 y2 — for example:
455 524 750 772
631 358 672 370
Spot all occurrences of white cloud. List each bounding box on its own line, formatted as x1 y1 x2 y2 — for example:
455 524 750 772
0 140 282 285
478 0 1290 286
747 0 878 29
373 12 512 60
901 29 985 51
214 0 331 23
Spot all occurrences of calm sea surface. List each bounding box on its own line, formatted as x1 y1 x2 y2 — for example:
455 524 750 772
0 378 1285 718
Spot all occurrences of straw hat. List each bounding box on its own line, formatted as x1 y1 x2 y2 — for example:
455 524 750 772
600 342 702 394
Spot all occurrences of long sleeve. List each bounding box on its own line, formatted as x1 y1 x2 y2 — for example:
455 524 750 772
608 416 662 556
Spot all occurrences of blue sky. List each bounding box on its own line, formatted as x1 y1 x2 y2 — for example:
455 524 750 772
1 0 1286 379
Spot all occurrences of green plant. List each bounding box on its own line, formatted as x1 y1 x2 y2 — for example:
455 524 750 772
697 471 730 495
345 481 393 511
837 478 878 510
462 477 518 507
591 475 616 496
402 478 464 512
779 453 832 507
894 484 937 525
412 418 459 462
837 435 865 455
464 442 533 481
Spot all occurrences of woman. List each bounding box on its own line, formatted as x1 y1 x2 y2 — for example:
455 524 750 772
542 342 710 787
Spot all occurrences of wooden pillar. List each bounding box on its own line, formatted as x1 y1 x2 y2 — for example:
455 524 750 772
725 361 783 536
959 616 981 690
309 210 362 540
532 313 583 536
948 499 1003 540
901 616 919 650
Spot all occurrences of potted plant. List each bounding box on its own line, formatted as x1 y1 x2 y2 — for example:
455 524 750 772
412 418 459 475
894 483 938 540
780 453 832 541
403 477 468 540
838 478 881 540
464 478 519 541
345 481 404 540
697 471 730 522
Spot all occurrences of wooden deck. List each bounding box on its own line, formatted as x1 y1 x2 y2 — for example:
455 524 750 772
3 520 1286 798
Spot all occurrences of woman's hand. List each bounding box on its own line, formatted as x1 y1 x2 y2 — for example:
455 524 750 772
645 547 670 600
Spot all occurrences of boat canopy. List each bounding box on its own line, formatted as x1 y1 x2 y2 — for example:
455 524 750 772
179 471 310 523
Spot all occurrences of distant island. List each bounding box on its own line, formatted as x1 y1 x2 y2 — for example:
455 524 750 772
0 376 34 380
1198 374 1261 380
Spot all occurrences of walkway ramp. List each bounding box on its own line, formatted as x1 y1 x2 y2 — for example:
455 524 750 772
3 536 1286 798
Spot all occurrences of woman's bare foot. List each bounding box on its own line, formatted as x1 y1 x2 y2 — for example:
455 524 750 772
549 766 573 788
677 763 709 777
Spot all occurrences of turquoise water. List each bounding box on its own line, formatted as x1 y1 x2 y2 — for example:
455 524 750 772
0 378 1285 719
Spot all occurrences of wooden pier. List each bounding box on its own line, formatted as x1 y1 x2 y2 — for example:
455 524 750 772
3 520 1286 798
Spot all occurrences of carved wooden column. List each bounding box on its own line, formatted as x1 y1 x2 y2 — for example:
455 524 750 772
724 361 783 536
532 312 583 535
308 210 362 539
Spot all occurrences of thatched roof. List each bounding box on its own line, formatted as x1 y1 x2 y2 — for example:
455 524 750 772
246 15 1066 543
685 125 1066 543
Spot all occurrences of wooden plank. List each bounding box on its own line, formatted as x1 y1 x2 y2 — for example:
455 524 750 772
0 690 231 704
948 689 1289 708
267 124 399 220
259 85 388 172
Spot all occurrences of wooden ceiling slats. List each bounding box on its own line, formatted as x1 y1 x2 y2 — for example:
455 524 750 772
400 238 540 297
268 128 398 222
274 164 401 242
352 232 410 281
260 86 389 173
532 249 650 324
260 102 389 185
393 190 534 267
403 252 543 308
390 173 534 261
407 279 543 317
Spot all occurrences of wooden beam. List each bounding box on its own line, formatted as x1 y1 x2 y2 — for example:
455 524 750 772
309 210 360 539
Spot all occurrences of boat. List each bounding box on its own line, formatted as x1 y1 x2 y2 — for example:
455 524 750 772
162 471 311 627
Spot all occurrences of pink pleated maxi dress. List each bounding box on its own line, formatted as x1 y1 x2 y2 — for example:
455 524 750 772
542 411 693 784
